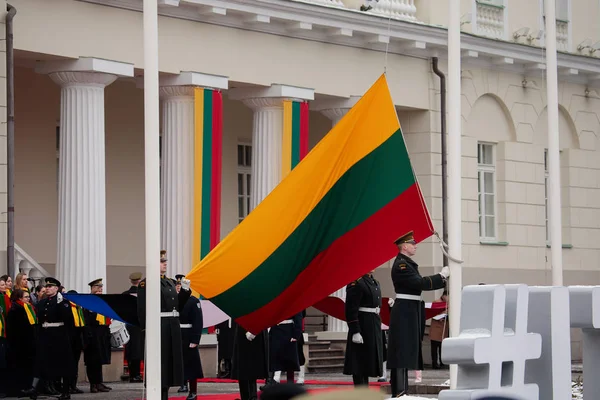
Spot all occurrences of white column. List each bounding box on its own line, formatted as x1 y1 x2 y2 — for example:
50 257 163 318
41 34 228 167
160 86 195 277
230 84 314 209
51 71 116 293
313 96 360 333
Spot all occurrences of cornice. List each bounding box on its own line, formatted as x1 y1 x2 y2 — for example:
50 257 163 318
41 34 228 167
78 0 600 86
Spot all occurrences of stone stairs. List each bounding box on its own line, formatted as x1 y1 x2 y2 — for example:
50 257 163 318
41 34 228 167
306 335 345 374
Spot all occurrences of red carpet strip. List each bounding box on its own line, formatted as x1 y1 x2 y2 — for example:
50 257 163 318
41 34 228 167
197 378 389 386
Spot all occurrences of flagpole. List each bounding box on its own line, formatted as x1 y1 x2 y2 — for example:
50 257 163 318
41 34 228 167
143 0 162 399
544 0 563 286
447 0 462 389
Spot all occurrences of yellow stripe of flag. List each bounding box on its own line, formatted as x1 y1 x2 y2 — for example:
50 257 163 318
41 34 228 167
281 100 293 180
193 88 205 267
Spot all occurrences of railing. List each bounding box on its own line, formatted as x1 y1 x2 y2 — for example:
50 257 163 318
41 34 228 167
14 243 50 284
475 1 505 39
298 0 418 22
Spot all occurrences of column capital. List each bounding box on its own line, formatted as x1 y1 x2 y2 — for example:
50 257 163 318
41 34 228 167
160 71 229 90
50 71 118 88
159 86 195 99
311 95 361 114
35 56 134 77
229 83 314 105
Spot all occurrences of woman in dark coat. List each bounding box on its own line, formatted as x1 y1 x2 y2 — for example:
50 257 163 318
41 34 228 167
231 324 269 400
6 289 37 395
269 313 302 383
83 279 112 393
179 293 204 400
342 273 383 386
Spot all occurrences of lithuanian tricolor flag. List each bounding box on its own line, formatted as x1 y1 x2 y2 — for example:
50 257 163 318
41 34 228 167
187 74 433 333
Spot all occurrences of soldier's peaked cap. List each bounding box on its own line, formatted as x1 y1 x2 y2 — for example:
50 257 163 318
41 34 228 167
394 230 415 245
175 274 185 283
160 249 168 262
88 278 103 287
129 272 142 281
45 277 61 287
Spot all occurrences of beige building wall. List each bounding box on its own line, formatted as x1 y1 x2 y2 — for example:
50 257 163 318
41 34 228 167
0 2 7 275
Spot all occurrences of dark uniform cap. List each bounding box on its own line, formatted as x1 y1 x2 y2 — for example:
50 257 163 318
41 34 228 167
175 274 185 284
45 277 61 287
129 272 142 281
160 250 168 262
394 230 415 245
88 278 103 287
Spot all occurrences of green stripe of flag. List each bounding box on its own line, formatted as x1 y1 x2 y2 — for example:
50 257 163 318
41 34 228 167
201 89 213 259
291 101 301 169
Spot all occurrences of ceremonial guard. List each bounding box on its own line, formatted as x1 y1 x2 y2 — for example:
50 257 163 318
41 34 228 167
123 272 144 382
269 312 303 384
216 319 235 378
23 277 75 400
177 279 204 400
231 323 269 400
66 292 85 394
387 231 449 397
343 273 383 386
83 279 112 393
296 310 307 385
137 251 191 400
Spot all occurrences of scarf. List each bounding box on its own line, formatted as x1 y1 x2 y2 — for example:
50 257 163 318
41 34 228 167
18 300 37 325
69 302 85 327
96 314 111 326
0 312 4 337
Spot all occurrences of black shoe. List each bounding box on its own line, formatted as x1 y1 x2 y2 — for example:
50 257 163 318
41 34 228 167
70 386 84 394
186 392 197 400
178 384 188 393
130 376 143 383
20 388 37 400
98 383 112 391
58 393 71 400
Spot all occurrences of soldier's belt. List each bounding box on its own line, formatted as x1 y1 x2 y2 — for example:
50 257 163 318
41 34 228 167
395 294 422 301
42 322 65 328
358 307 380 314
160 310 180 317
180 324 192 328
278 320 293 325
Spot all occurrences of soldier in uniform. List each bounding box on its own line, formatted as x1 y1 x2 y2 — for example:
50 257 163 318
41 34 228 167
387 231 449 397
231 324 269 400
66 291 85 394
343 272 383 387
22 277 75 400
178 285 204 400
83 279 112 393
123 272 144 383
137 251 191 400
216 319 235 379
268 312 303 384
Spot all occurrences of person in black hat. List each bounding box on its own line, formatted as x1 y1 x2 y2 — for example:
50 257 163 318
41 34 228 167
22 277 75 400
83 279 112 393
174 274 189 394
65 290 85 394
137 251 191 400
178 288 204 400
387 231 450 397
343 272 384 387
123 272 144 383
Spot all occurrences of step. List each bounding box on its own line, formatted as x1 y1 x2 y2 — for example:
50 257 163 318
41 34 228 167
309 349 344 358
307 364 345 374
307 341 332 350
308 355 346 366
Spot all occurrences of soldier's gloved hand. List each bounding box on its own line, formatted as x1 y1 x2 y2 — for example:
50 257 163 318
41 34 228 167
181 278 191 291
56 293 63 303
189 343 198 348
388 298 395 307
440 266 450 279
246 332 256 341
352 333 364 344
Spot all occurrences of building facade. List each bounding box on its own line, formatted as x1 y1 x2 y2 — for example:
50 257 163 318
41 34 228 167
3 0 600 346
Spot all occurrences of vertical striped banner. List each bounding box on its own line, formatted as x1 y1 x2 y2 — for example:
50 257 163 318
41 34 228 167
282 100 309 179
193 88 223 267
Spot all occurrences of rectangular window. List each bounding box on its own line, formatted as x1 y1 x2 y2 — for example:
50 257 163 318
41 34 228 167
478 143 497 241
544 149 549 242
237 143 252 224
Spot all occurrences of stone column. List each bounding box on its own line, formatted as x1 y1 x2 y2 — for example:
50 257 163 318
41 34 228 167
37 57 134 293
229 84 314 209
158 72 228 276
313 96 360 333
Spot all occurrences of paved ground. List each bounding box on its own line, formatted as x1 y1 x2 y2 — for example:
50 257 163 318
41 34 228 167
4 371 448 399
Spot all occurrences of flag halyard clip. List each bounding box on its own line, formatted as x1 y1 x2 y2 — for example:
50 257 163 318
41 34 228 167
434 231 464 265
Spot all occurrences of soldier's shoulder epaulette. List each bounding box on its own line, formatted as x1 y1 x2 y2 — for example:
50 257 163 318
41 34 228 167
139 280 146 288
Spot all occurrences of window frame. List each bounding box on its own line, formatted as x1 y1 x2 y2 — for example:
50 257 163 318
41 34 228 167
477 142 498 242
237 142 252 224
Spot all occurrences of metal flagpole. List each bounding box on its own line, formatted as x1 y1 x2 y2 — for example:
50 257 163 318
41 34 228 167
543 0 563 286
447 0 462 389
143 0 162 398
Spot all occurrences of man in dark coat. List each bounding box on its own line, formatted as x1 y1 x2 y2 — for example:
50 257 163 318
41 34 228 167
216 319 235 378
66 292 85 394
137 250 191 400
122 272 144 383
22 277 75 400
83 278 112 393
178 286 204 400
231 324 269 400
343 272 383 386
269 313 302 384
387 231 449 396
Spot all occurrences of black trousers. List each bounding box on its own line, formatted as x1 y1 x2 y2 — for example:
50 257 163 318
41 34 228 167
238 379 258 400
431 340 442 368
129 359 141 379
86 363 103 385
390 368 408 396
352 374 369 387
